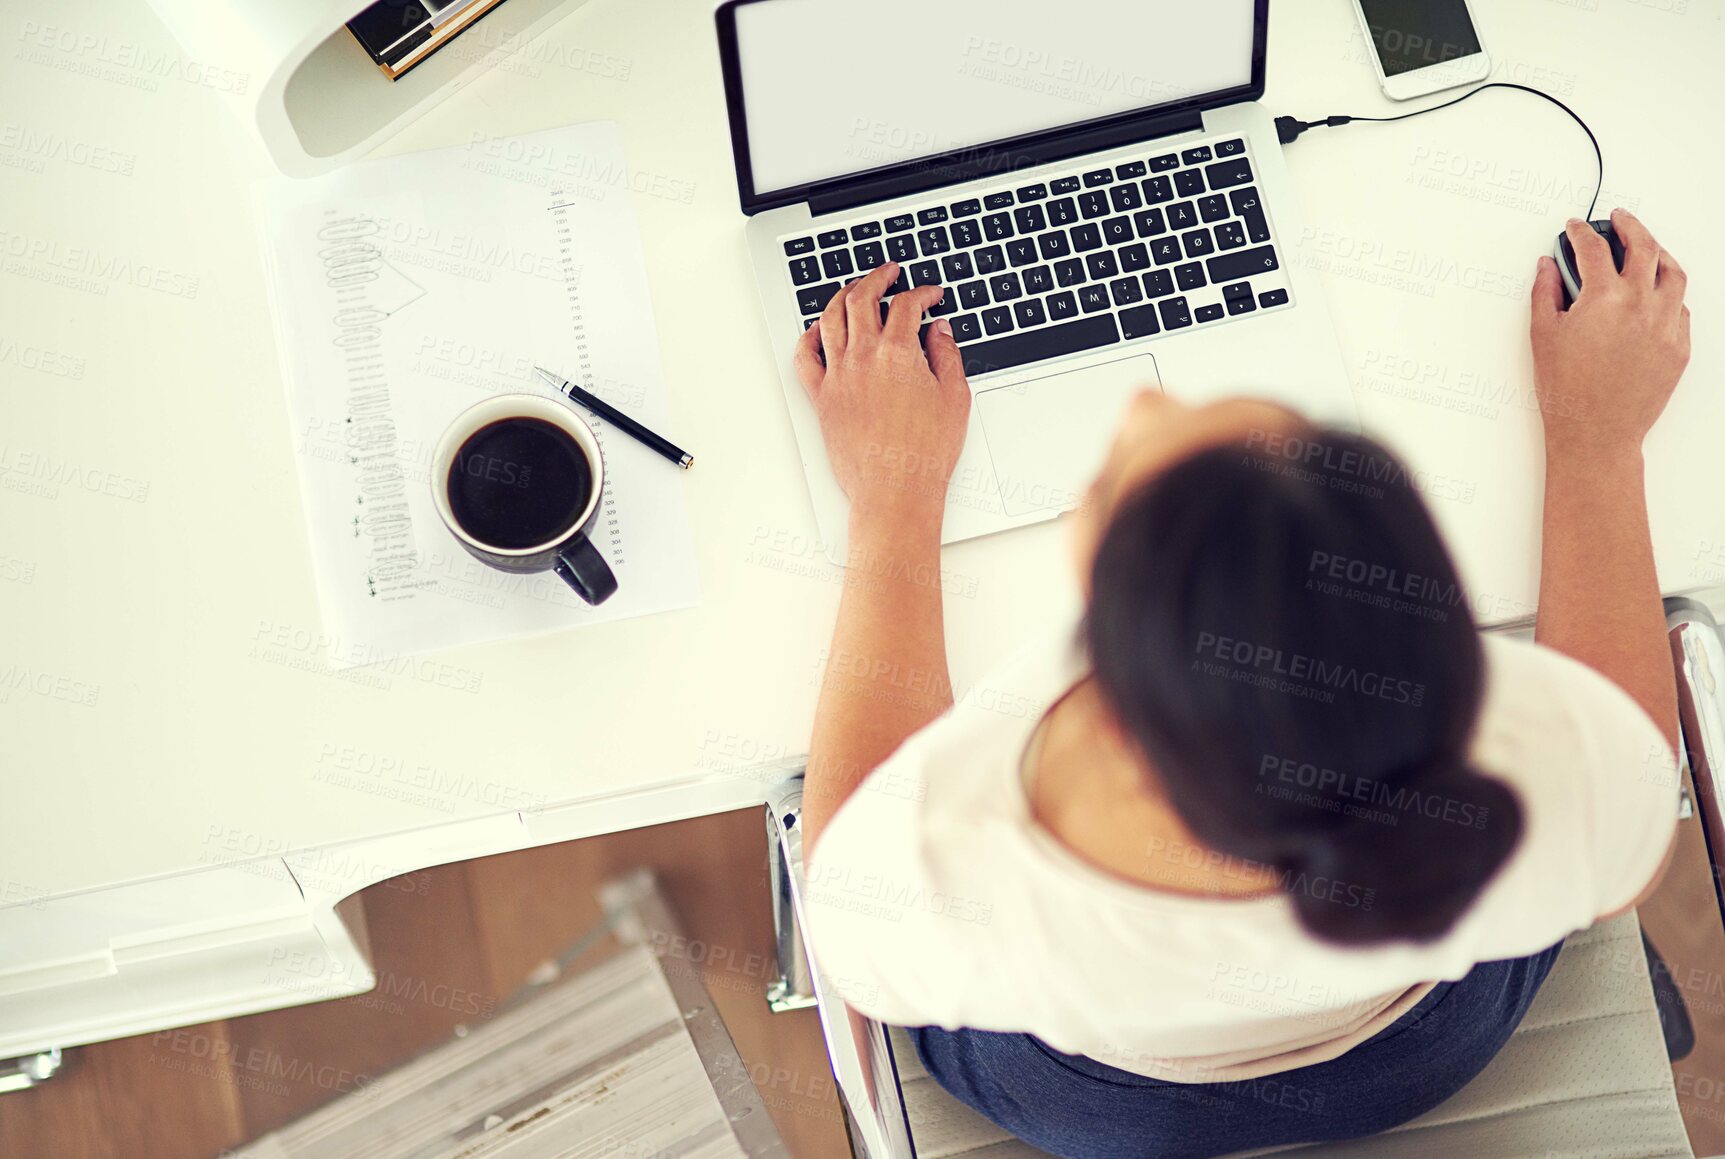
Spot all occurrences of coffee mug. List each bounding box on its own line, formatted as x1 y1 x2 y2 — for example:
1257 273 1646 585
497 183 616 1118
431 393 618 605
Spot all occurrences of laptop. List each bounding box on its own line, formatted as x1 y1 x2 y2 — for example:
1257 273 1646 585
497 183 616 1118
717 0 1357 548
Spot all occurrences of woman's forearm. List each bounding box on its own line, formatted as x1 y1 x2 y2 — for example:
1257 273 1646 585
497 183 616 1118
1535 446 1679 754
804 498 953 852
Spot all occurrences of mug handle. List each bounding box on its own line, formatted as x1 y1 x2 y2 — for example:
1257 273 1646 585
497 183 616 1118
553 536 618 606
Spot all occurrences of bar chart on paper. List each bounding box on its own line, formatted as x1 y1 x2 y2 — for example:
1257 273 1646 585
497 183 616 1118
257 122 698 668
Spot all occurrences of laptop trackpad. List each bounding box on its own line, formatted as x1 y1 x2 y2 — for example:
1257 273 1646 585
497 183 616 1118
975 352 1163 517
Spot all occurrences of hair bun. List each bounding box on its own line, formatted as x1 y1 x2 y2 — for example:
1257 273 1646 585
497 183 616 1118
1280 760 1522 944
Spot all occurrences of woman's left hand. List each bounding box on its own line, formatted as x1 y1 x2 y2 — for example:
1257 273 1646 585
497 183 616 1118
792 262 971 520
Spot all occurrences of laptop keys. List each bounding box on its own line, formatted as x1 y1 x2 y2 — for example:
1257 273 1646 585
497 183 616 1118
1230 187 1270 241
1134 208 1166 237
785 134 1283 370
1014 205 1046 233
959 314 1119 378
798 282 841 315
1207 244 1278 282
1119 303 1160 338
1206 157 1253 190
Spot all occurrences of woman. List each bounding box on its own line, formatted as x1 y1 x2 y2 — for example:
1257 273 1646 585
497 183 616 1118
794 211 1692 1157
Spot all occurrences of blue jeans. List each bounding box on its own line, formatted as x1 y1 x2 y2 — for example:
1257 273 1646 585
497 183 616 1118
909 940 1565 1159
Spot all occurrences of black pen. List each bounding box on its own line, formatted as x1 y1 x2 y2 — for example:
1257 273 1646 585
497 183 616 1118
534 366 693 470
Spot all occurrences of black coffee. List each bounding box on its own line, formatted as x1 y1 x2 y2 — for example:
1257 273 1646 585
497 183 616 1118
447 417 592 550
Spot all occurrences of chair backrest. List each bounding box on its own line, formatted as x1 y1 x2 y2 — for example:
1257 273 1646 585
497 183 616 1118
765 778 918 1159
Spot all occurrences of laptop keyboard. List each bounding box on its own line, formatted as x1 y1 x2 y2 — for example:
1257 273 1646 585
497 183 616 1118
781 135 1291 379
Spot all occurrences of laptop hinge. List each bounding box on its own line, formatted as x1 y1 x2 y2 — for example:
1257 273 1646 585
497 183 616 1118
806 109 1205 218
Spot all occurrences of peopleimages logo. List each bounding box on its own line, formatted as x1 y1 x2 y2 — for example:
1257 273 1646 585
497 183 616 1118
1258 755 1490 830
1192 632 1427 707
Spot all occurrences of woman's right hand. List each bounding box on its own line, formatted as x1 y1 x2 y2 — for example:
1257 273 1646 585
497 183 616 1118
1530 209 1690 460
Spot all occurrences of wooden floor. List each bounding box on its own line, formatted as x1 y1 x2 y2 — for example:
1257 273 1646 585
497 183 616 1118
0 809 848 1159
7 789 1725 1158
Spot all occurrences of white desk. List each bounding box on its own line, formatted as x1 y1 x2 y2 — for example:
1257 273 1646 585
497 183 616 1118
2 0 1722 1056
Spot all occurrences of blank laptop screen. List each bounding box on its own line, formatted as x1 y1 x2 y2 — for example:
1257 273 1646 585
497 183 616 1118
732 0 1257 199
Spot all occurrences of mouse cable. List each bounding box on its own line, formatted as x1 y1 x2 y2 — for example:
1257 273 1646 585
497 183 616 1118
1274 82 1604 220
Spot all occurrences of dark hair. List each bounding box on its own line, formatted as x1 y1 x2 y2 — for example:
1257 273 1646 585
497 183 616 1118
1085 427 1522 946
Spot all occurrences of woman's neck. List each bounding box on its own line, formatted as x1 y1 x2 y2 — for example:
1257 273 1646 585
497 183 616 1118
1029 680 1280 899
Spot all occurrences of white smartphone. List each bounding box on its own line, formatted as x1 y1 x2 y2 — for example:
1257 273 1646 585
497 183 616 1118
1351 0 1491 101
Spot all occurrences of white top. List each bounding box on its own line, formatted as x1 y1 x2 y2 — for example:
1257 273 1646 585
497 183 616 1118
804 617 1679 1082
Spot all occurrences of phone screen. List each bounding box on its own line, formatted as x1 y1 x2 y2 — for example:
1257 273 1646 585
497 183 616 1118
1357 0 1483 76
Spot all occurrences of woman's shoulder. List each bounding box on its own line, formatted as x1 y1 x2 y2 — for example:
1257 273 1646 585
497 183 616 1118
1474 633 1670 767
1455 633 1678 936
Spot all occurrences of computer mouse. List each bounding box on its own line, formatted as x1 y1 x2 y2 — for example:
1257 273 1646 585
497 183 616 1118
1553 219 1627 306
